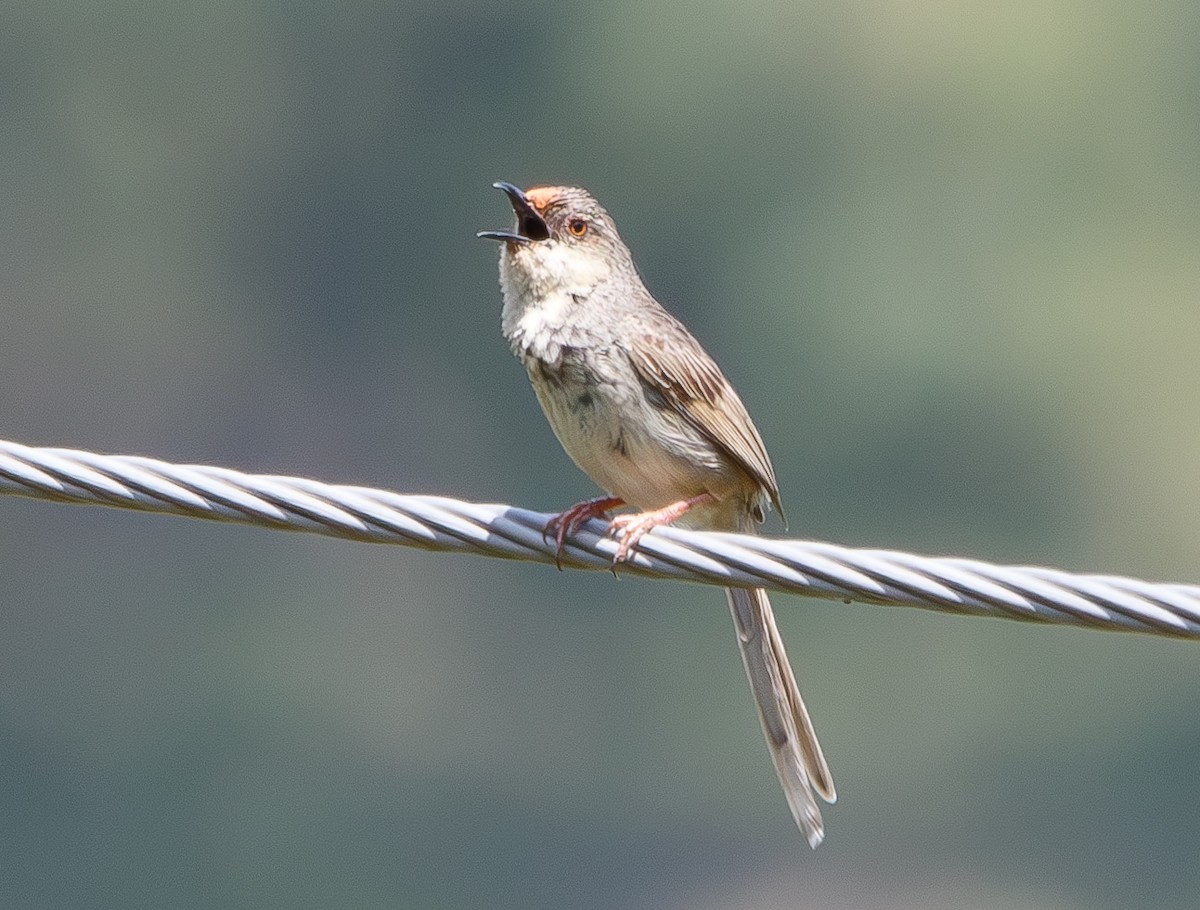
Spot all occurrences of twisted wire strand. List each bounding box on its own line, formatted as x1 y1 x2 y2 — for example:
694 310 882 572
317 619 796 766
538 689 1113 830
2 439 1198 638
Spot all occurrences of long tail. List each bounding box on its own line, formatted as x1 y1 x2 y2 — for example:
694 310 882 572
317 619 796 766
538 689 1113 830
726 585 836 848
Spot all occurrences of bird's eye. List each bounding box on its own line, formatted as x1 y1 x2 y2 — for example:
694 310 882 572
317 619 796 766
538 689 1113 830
567 218 588 237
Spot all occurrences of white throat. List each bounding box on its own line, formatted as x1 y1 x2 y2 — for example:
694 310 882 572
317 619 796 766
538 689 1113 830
498 241 610 364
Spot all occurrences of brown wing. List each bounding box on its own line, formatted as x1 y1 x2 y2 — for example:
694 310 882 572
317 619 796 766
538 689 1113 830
625 314 784 522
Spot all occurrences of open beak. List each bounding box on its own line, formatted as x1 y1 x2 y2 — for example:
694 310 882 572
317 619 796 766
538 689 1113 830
476 181 550 244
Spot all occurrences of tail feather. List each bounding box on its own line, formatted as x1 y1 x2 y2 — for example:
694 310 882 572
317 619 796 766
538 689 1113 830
726 585 835 848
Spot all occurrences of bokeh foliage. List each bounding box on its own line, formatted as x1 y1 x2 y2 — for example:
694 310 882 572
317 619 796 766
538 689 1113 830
1 3 1198 908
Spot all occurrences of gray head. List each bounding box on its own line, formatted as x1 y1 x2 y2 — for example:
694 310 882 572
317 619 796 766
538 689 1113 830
478 182 638 297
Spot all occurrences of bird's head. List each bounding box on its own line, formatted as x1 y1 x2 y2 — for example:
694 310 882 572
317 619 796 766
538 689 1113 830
478 182 634 299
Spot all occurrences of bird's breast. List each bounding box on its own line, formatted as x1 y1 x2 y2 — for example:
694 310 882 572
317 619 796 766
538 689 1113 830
525 348 742 521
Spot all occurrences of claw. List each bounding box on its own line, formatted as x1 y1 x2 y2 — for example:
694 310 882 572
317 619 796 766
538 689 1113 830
607 493 715 563
543 496 624 569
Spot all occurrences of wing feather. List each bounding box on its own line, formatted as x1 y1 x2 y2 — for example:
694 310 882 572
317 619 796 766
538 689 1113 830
625 314 784 521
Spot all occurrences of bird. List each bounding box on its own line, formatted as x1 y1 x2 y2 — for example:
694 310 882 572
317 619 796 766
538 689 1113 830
479 181 835 847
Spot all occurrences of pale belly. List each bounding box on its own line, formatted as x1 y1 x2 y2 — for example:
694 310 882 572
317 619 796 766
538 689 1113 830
525 348 746 530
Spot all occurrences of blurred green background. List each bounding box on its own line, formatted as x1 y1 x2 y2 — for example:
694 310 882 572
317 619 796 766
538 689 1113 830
2 2 1198 908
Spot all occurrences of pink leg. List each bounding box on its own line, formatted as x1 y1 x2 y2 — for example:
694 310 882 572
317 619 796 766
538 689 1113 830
608 493 716 563
544 495 625 568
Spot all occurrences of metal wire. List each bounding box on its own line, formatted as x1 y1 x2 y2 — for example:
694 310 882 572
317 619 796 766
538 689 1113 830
2 438 1198 638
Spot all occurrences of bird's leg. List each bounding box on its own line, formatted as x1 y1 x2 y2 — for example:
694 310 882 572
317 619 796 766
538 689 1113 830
544 495 625 568
608 492 716 563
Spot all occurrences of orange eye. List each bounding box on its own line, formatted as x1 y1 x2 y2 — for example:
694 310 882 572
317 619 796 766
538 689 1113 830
567 218 588 237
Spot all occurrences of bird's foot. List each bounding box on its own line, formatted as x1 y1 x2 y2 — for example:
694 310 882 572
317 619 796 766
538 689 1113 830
543 496 625 568
608 493 714 563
